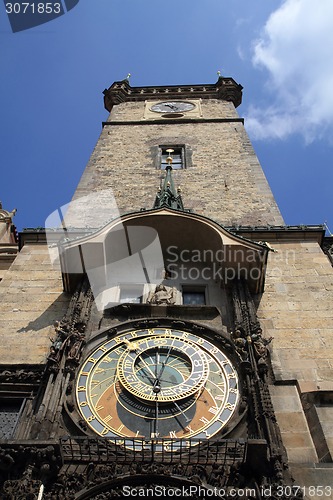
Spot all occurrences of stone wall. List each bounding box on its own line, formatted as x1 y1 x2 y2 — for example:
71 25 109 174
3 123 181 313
259 239 333 385
258 238 333 492
65 100 283 228
0 244 69 364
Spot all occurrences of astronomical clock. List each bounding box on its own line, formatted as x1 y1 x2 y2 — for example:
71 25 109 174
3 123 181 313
75 327 240 450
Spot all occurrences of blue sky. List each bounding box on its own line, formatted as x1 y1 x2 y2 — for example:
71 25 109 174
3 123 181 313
1 0 332 233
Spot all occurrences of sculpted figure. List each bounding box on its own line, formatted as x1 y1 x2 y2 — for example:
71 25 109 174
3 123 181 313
147 284 177 305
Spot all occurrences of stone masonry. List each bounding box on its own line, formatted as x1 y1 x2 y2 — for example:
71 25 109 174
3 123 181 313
0 244 69 364
66 99 283 228
252 234 333 496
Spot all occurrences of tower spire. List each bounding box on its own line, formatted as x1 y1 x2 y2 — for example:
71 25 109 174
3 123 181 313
153 150 184 210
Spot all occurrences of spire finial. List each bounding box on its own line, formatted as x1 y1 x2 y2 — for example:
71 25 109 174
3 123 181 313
153 162 184 211
217 70 221 78
324 221 333 236
166 148 174 166
126 73 131 82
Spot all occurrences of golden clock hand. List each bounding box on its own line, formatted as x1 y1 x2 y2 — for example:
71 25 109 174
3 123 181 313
123 339 139 351
119 340 156 384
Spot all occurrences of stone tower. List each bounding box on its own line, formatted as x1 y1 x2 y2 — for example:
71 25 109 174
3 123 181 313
0 77 332 499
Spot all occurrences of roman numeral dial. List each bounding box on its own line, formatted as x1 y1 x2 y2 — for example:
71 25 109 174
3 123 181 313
75 327 239 450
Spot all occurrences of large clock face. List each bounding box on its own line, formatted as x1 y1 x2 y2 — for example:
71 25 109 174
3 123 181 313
76 328 239 450
150 101 195 113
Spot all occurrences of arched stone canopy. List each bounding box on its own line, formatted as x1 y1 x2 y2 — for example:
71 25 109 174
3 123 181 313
59 208 268 300
74 473 226 499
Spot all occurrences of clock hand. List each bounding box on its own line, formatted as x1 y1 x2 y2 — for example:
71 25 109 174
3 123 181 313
137 354 156 381
165 103 177 110
139 372 169 385
155 347 159 378
173 401 191 423
153 347 162 394
138 367 155 385
154 343 174 386
153 396 159 437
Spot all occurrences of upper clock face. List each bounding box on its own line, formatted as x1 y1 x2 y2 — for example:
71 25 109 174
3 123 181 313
76 328 239 450
150 101 196 113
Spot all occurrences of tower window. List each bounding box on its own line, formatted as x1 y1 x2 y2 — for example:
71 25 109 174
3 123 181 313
119 285 143 304
0 398 25 439
160 146 184 170
182 286 206 305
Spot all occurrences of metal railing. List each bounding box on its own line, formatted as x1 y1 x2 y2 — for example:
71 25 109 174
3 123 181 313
60 436 247 467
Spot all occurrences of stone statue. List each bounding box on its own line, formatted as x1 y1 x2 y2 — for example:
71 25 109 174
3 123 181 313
231 329 248 360
147 284 177 305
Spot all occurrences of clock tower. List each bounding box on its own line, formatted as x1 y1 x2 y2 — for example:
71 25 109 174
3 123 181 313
0 76 333 498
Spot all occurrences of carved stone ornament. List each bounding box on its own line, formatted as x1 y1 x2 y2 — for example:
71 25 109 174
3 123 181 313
46 278 93 375
2 466 42 500
0 444 62 499
0 367 43 385
229 279 301 496
42 462 245 499
146 284 177 305
323 238 333 266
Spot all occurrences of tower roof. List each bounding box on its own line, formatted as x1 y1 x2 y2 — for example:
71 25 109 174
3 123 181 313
103 76 243 111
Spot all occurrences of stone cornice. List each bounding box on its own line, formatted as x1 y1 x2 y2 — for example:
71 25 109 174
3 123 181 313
226 224 325 244
102 117 245 126
103 77 243 111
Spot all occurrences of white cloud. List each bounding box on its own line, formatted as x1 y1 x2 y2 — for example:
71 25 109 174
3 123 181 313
237 44 246 61
246 0 333 142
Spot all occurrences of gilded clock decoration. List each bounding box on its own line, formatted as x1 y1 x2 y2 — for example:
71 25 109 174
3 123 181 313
76 328 239 450
117 335 209 402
